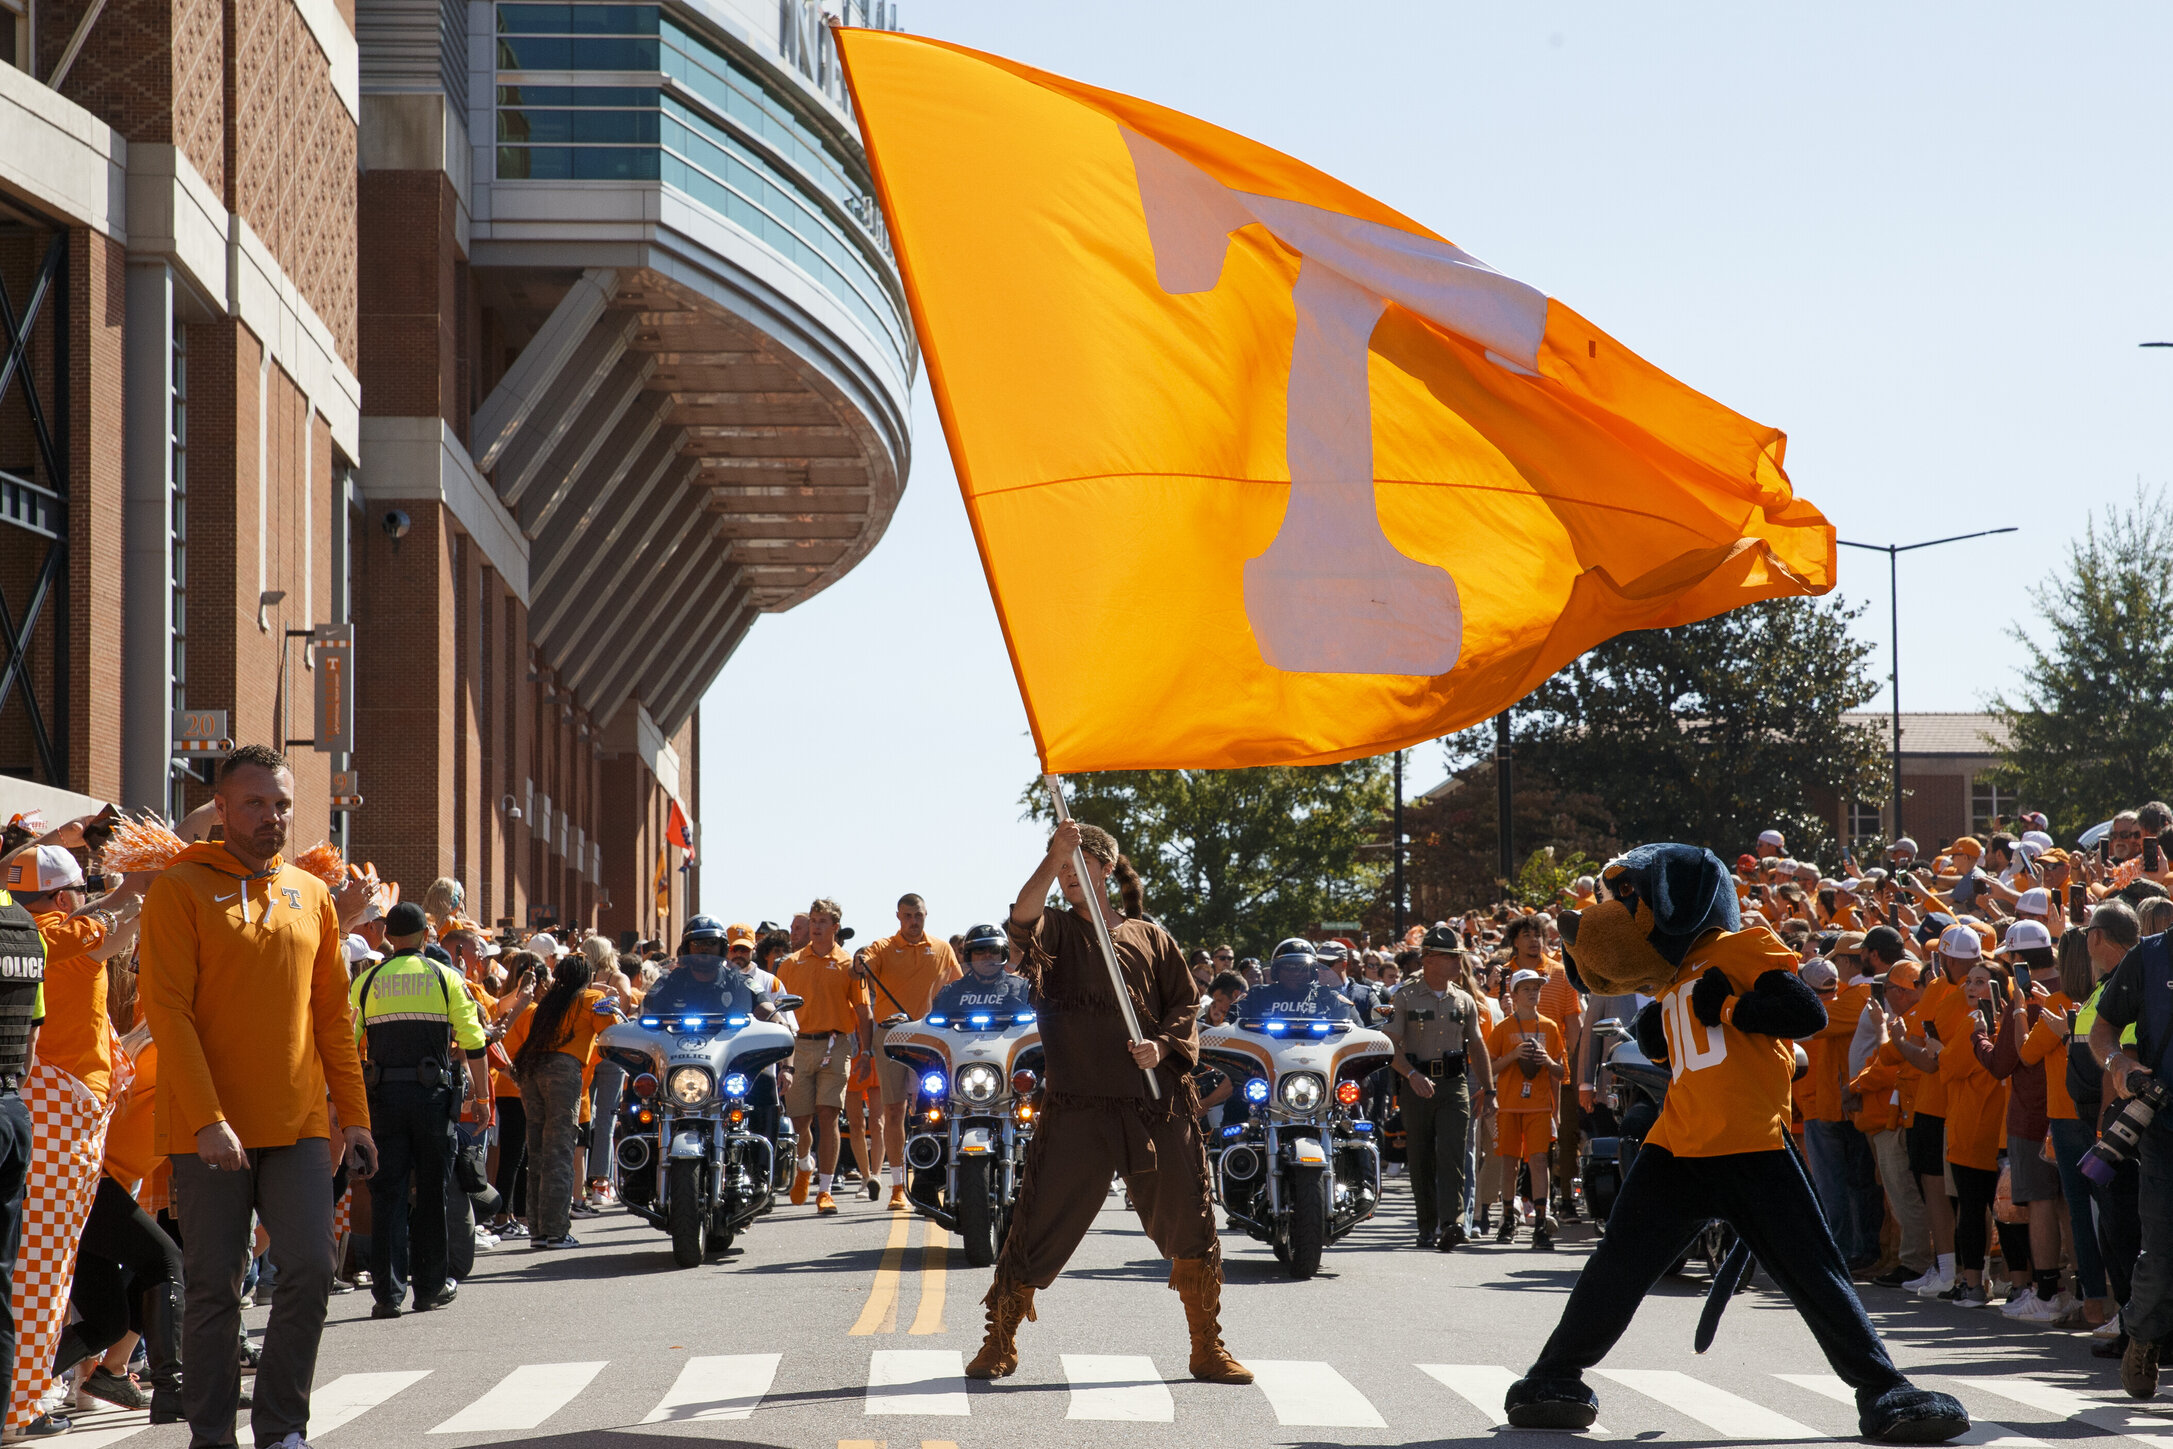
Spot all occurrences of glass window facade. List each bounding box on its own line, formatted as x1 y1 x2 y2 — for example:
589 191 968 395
494 1 905 371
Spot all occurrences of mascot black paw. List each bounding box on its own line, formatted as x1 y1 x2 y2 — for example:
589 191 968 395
1504 1374 1599 1431
1860 1384 1970 1443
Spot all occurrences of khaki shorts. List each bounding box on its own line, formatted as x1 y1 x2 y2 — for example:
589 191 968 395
874 1022 917 1105
784 1036 852 1117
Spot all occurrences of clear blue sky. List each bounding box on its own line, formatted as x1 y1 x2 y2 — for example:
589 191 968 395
699 2 2173 938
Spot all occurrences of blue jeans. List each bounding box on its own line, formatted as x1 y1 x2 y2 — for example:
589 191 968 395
1805 1119 1879 1263
2049 1116 2108 1301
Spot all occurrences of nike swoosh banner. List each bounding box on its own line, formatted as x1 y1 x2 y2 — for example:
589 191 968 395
837 28 1835 772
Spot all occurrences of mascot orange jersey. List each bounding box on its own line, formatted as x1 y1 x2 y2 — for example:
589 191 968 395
1645 925 1802 1157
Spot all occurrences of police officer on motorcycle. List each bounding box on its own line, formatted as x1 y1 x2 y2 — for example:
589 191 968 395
928 923 1030 1019
645 916 777 1020
1247 939 1359 1022
349 901 491 1318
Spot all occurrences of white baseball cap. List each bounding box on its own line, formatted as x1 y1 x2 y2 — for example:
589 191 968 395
1507 968 1545 992
2022 830 2055 853
2014 887 2052 917
3 845 84 895
1758 829 1786 847
343 933 383 967
1999 920 2054 955
1937 923 1984 961
524 932 565 960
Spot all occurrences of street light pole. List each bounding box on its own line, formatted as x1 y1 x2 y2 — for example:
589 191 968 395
1495 711 1514 887
1392 749 1405 938
1837 527 2017 844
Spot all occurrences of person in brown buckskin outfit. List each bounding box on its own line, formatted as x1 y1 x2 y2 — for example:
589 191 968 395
966 818 1251 1385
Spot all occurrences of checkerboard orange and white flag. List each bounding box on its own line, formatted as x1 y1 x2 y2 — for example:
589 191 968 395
836 28 1835 772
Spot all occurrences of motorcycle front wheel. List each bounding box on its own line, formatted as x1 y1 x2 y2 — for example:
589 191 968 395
955 1156 998 1267
668 1159 705 1268
1286 1165 1329 1280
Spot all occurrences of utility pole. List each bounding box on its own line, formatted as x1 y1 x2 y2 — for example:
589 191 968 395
1392 749 1406 937
1495 711 1514 888
1837 528 2015 844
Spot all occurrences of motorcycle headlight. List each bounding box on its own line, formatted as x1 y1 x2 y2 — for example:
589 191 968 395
957 1063 1001 1103
1279 1072 1325 1111
667 1066 714 1106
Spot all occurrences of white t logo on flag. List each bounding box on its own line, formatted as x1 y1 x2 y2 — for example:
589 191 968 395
1123 129 1549 677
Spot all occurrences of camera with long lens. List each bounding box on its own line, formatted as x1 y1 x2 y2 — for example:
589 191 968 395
2082 1074 2173 1184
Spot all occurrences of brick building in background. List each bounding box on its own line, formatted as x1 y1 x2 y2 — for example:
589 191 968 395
0 0 913 942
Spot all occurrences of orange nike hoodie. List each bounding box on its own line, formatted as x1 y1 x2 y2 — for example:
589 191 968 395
138 842 370 1152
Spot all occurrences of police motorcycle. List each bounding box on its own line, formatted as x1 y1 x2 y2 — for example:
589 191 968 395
1578 1012 1669 1225
879 926 1042 1268
596 969 801 1267
1199 939 1393 1279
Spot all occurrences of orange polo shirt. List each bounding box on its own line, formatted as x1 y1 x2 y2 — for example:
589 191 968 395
33 909 115 1104
859 934 961 1021
776 944 869 1036
138 843 369 1151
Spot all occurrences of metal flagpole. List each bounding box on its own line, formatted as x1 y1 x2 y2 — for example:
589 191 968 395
1043 773 1161 1099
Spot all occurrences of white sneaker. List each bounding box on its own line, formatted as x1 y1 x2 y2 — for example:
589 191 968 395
1912 1269 1955 1298
1900 1266 1937 1293
2004 1291 2059 1323
2094 1313 2126 1340
272 1434 317 1449
473 1226 499 1250
2044 1290 2079 1318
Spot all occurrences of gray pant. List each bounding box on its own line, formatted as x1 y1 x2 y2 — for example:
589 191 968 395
171 1142 335 1449
587 1059 626 1189
520 1053 586 1240
1399 1073 1472 1240
1870 1126 1931 1272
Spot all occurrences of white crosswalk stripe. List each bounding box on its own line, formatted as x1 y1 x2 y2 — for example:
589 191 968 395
1061 1353 1173 1421
1944 1373 2173 1449
306 1370 432 1438
866 1348 971 1415
1598 1368 1820 1440
1418 1362 1611 1435
430 1360 607 1433
641 1352 781 1422
1776 1371 2049 1448
1249 1360 1386 1428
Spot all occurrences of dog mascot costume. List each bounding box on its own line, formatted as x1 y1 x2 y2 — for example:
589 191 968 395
1504 843 1968 1443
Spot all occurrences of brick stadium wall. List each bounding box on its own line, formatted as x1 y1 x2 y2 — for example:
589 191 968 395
38 0 223 187
349 497 454 891
66 232 126 801
357 170 462 424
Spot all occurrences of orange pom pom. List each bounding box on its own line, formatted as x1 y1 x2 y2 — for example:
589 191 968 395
294 841 345 889
98 816 187 875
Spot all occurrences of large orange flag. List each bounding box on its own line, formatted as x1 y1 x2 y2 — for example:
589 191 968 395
838 28 1834 773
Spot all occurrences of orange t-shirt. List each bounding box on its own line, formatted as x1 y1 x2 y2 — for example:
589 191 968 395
776 944 869 1036
1644 927 1801 1157
859 934 962 1021
1910 976 1960 1117
1487 1013 1563 1113
103 1040 158 1184
504 988 609 1064
1939 990 2007 1170
33 909 114 1104
1805 981 1872 1123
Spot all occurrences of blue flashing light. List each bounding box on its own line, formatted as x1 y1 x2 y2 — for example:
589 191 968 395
1309 1021 1332 1035
1265 1020 1289 1035
969 1013 993 1027
921 1070 947 1096
639 1016 661 1028
723 1072 750 1097
1243 1077 1271 1104
726 1015 749 1027
928 1014 948 1025
1221 1124 1245 1139
681 1016 704 1030
1353 1120 1375 1134
1015 1011 1036 1024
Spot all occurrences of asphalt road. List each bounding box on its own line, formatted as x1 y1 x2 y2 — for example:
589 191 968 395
58 1177 2166 1448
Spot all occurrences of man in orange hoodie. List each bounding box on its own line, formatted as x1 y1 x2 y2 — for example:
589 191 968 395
139 745 375 1449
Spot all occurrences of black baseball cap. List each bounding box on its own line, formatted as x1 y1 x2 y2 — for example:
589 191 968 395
386 901 429 937
1861 924 1907 966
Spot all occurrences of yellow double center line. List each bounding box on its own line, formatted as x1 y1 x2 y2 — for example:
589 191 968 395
849 1213 951 1336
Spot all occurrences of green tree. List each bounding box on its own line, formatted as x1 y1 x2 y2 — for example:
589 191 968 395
1989 486 2173 836
1446 596 1888 867
1022 763 1392 957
